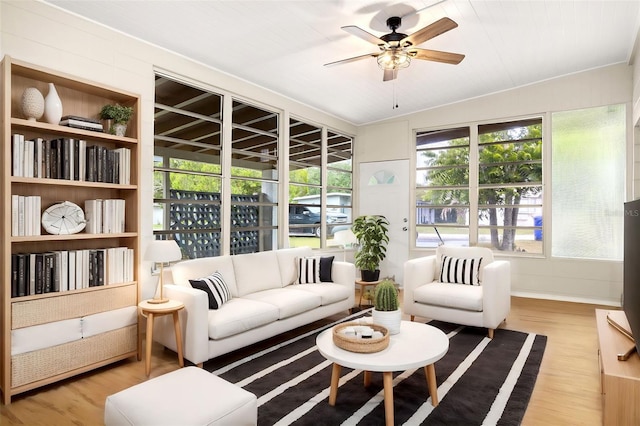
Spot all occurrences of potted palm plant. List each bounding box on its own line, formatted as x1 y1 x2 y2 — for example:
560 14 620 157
372 279 401 334
352 215 389 281
99 104 134 136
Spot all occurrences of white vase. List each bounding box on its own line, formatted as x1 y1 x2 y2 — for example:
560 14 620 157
21 87 45 121
372 308 402 335
44 83 63 125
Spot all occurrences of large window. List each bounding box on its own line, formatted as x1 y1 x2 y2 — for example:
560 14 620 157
154 74 353 257
416 128 471 247
230 100 279 254
153 75 279 257
415 118 543 254
551 104 625 260
288 118 352 248
153 76 224 258
477 120 542 253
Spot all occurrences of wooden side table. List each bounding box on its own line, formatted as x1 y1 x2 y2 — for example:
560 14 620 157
355 279 380 307
139 299 185 376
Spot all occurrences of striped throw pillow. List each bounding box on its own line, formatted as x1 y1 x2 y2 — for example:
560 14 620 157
440 255 483 286
189 271 231 309
297 256 321 284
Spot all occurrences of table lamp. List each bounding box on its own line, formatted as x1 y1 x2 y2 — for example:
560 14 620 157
144 239 182 304
332 229 358 261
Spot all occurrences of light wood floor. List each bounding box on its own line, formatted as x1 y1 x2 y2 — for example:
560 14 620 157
0 296 612 425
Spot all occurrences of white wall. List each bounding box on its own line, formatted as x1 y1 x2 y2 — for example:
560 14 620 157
0 0 356 299
357 64 633 305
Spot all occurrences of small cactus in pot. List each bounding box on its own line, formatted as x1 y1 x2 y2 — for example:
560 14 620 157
373 279 399 311
372 279 401 334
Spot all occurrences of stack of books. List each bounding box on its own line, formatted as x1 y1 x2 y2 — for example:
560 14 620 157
59 115 104 132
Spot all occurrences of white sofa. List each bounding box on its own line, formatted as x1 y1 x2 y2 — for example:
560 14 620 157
153 247 356 366
403 246 511 338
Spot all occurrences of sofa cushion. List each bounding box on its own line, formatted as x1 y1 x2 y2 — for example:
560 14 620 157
208 298 279 340
243 288 321 319
190 271 232 309
413 282 483 312
440 255 482 285
292 282 350 305
276 247 313 285
171 256 239 297
232 251 283 296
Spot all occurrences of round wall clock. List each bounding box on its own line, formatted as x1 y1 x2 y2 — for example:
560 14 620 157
41 201 86 235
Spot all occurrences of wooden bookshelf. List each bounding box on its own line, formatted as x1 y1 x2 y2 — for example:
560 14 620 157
595 309 640 424
0 56 140 404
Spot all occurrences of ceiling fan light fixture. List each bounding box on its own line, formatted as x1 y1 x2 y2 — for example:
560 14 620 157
377 48 411 70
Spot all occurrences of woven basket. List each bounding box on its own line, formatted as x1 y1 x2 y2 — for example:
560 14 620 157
332 322 389 353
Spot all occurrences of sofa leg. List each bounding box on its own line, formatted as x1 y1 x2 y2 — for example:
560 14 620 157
488 328 494 339
410 315 415 322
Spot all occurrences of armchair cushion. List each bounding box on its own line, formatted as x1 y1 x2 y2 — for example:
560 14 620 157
414 282 483 311
439 255 483 285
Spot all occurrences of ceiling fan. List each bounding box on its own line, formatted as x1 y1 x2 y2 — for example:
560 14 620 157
325 16 465 82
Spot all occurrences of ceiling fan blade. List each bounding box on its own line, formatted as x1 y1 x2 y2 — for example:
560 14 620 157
382 69 398 82
411 48 465 64
342 25 387 46
402 17 458 47
324 52 380 67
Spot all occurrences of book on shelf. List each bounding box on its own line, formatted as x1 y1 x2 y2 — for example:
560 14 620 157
12 133 130 184
85 198 125 234
11 195 41 237
9 247 133 297
60 115 101 124
59 115 104 132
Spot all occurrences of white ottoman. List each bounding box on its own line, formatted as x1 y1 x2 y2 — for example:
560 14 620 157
104 367 257 425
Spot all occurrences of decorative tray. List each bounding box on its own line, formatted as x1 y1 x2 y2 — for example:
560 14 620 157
332 322 389 353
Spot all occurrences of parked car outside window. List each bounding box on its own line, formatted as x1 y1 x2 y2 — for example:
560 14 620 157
289 205 348 237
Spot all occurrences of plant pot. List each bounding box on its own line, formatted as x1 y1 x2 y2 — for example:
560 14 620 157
372 308 402 335
113 122 127 137
361 269 380 282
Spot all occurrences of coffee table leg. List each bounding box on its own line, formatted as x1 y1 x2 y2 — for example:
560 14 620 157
363 370 372 387
425 364 438 406
383 371 394 426
329 363 341 406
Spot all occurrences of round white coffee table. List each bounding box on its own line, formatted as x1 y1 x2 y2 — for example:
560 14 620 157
316 320 449 426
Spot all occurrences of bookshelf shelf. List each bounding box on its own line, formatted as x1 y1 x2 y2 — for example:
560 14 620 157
11 176 137 189
11 117 138 144
1 56 141 404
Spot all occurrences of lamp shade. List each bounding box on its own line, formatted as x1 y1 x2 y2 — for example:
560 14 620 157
144 240 181 263
333 229 358 246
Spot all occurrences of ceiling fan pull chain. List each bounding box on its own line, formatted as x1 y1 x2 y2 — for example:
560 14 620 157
393 80 399 110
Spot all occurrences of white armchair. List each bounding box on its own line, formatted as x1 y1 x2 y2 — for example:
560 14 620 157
403 246 511 338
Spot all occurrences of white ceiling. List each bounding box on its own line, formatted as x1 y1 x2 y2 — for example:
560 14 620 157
46 0 640 126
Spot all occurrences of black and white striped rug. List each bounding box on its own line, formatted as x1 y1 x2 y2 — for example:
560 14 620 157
207 311 546 426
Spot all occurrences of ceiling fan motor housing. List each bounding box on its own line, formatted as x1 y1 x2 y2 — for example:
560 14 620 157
382 17 408 44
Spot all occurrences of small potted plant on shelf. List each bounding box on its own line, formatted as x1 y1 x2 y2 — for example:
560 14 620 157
372 279 401 334
352 215 389 282
99 104 134 136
